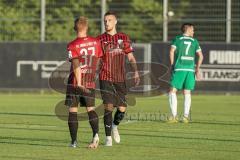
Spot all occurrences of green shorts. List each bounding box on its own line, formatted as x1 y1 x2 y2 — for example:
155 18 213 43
170 71 195 90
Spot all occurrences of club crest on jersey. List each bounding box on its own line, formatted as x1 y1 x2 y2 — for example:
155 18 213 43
117 39 123 48
103 41 123 54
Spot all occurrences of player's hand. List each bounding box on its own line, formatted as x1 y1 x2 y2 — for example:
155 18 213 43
134 71 140 86
195 68 201 81
170 65 175 75
77 85 90 93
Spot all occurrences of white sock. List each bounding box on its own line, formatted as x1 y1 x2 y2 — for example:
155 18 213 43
184 94 191 118
94 133 99 138
112 123 117 129
168 93 177 117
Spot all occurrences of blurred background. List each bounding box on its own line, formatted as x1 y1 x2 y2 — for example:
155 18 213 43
0 0 239 42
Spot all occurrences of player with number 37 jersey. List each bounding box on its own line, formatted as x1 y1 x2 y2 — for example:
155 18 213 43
67 36 103 88
65 16 103 149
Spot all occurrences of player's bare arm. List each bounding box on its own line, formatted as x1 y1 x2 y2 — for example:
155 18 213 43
72 58 81 87
169 46 176 72
195 51 204 80
72 58 88 93
127 52 140 86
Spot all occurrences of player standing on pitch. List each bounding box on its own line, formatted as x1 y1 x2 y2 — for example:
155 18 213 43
65 16 103 148
168 23 203 123
97 11 140 146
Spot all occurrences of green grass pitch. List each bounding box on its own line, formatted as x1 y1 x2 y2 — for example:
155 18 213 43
0 93 240 160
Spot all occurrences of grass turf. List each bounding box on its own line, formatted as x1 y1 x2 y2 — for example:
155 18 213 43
0 93 239 160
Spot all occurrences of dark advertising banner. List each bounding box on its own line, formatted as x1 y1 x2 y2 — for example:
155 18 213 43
0 42 147 91
151 42 240 92
0 42 239 92
0 42 68 89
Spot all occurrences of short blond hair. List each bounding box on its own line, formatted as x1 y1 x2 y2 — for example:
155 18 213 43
74 16 88 32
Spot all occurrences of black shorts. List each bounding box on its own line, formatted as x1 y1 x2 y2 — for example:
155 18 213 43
65 84 95 107
100 80 127 107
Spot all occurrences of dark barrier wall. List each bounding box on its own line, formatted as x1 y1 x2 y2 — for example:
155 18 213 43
0 42 239 92
0 43 67 88
0 42 146 90
152 42 240 92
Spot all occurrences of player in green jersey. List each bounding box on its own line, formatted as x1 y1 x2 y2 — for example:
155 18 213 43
168 23 204 123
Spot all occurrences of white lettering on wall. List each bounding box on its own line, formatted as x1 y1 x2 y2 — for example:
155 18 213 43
17 61 65 78
200 68 240 82
209 50 240 64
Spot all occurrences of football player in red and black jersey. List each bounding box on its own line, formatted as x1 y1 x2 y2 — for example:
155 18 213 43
65 16 103 148
97 11 140 146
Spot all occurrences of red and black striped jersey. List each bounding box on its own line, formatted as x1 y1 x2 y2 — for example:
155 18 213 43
67 36 103 89
97 32 134 82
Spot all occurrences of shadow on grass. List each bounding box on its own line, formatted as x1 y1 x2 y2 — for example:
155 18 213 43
0 155 57 160
119 132 240 143
1 112 240 126
191 121 240 126
0 126 68 132
0 112 55 117
120 142 240 153
0 136 92 147
0 136 68 143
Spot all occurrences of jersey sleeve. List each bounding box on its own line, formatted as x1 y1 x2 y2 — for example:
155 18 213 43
195 40 202 53
171 37 177 49
96 40 103 58
96 35 105 55
123 35 134 54
67 43 78 61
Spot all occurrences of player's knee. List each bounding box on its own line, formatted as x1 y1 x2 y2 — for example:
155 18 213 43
169 91 176 97
118 106 126 112
169 87 177 94
183 90 191 95
86 106 95 112
69 107 78 113
104 104 114 111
